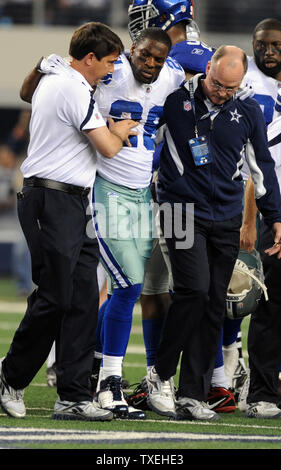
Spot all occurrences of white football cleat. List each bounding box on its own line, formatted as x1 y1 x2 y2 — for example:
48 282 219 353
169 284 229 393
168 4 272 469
0 358 26 418
245 401 281 419
144 367 176 418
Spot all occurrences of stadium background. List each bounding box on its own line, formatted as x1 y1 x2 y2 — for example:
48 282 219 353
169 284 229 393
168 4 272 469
1 0 281 279
0 0 281 450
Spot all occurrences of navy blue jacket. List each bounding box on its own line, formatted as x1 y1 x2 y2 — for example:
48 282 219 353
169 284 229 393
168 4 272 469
157 74 281 226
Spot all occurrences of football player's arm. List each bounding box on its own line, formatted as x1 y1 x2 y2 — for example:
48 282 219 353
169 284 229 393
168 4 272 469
240 175 258 252
85 117 138 158
20 61 43 103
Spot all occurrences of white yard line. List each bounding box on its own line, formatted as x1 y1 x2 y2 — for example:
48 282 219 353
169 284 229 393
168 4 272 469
1 415 281 432
0 426 280 444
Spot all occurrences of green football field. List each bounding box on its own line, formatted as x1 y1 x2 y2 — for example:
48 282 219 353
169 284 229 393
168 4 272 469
0 276 281 454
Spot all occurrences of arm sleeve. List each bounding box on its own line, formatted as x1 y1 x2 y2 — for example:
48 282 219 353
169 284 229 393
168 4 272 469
59 80 106 132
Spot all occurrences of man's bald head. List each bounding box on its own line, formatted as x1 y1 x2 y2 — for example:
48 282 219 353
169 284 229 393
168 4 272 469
211 45 248 75
202 45 247 105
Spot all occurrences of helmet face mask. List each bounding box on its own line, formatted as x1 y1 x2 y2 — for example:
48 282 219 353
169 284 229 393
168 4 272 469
226 249 268 320
128 0 194 42
185 19 200 40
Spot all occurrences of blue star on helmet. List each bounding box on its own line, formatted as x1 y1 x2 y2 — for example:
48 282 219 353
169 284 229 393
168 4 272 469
230 109 243 123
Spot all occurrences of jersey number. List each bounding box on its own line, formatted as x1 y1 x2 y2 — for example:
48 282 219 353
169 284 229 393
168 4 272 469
109 100 163 150
254 93 275 126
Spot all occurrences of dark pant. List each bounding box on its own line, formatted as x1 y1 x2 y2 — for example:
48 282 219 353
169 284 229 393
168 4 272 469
247 219 281 404
3 185 100 402
156 207 241 400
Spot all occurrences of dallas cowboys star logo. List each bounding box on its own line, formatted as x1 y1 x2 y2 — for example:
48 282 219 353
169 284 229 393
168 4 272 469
230 108 243 123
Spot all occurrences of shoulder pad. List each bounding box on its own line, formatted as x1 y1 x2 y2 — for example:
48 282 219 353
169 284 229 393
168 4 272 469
169 40 214 73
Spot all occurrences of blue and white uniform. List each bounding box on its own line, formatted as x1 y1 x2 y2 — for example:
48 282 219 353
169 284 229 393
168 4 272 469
267 116 281 187
244 57 281 127
92 52 185 385
93 52 185 287
241 57 281 180
169 39 214 74
95 52 185 189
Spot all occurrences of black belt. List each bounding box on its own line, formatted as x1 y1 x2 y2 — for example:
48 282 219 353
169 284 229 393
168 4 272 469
23 177 90 198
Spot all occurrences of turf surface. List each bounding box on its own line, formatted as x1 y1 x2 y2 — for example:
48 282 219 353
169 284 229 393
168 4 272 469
0 276 281 455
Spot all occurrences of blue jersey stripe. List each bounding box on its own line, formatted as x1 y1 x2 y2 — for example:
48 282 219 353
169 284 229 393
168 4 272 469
268 132 281 149
80 93 95 131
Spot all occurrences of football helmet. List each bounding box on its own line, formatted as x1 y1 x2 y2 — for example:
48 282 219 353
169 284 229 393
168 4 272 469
226 249 268 320
128 0 195 42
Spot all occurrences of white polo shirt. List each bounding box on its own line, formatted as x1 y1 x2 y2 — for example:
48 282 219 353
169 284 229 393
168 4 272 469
21 65 106 187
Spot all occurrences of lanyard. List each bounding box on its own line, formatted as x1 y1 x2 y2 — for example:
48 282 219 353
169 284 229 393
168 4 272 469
188 79 218 136
188 79 199 137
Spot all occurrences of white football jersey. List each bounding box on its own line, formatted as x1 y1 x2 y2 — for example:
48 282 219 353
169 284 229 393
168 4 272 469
267 116 281 193
244 57 281 126
241 57 281 180
94 53 185 189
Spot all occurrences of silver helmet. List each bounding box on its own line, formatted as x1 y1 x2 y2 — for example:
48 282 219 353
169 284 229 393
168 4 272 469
226 249 268 320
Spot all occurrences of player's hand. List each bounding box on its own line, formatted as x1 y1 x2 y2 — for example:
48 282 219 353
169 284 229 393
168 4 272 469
236 84 254 101
240 222 257 252
264 221 281 259
108 117 138 147
37 54 68 74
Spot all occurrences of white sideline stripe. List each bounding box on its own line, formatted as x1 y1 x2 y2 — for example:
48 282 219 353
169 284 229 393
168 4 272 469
0 302 26 313
0 337 146 353
1 416 281 433
0 427 280 443
0 321 21 330
126 345 145 354
0 302 141 315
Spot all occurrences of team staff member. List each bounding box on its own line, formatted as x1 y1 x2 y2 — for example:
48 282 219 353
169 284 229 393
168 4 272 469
127 0 248 412
144 45 281 421
0 22 137 422
15 27 185 420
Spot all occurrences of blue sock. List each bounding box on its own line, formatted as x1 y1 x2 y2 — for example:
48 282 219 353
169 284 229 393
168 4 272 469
103 284 142 357
95 296 111 355
214 329 224 368
223 317 242 346
142 318 164 368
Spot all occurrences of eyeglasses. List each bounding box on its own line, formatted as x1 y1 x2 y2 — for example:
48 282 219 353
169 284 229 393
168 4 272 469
210 77 238 94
